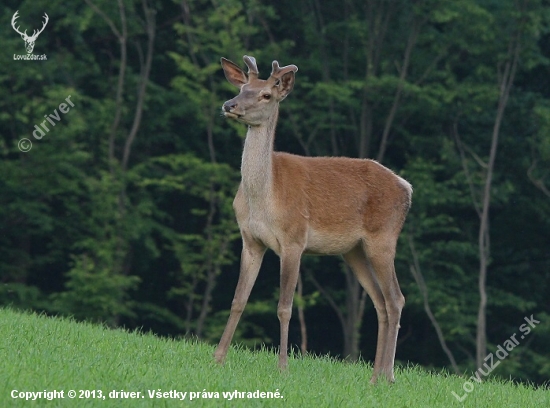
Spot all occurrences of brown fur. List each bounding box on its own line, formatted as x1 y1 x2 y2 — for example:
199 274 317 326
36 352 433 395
214 55 412 383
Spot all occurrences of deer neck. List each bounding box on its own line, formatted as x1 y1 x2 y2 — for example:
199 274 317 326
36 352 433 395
240 106 279 202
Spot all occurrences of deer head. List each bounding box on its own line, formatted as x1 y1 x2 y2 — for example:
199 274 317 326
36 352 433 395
221 55 298 126
11 11 49 54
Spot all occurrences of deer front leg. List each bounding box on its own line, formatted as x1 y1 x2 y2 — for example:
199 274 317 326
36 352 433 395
214 239 266 364
277 247 302 370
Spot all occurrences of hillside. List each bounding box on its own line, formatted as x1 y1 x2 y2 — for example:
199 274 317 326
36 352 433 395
0 308 547 407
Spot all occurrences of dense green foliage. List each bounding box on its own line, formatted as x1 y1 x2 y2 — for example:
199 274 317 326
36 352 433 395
1 0 549 386
1 308 549 407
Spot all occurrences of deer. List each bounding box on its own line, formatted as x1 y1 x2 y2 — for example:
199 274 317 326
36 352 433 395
214 55 412 383
11 10 49 54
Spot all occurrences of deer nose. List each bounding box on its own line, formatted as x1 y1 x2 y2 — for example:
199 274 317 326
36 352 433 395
223 101 237 112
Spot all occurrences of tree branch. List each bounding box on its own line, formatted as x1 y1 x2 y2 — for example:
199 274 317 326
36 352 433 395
453 121 482 217
528 159 550 198
376 16 422 163
307 270 346 332
122 0 156 171
85 0 127 171
408 234 460 374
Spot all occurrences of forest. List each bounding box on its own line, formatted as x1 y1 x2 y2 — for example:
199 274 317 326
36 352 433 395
1 0 549 385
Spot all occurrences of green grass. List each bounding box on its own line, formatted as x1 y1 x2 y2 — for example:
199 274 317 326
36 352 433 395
0 308 547 407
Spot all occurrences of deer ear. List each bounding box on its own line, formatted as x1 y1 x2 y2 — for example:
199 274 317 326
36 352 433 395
221 57 248 88
276 71 296 101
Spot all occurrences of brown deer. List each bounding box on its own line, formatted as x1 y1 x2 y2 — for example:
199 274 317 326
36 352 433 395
214 55 412 383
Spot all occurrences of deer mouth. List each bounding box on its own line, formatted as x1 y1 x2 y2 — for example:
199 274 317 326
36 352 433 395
224 111 242 120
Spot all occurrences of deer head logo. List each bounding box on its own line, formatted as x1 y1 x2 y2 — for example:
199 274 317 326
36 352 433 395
11 10 49 54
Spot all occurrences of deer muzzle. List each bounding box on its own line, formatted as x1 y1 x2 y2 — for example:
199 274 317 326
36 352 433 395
222 99 242 119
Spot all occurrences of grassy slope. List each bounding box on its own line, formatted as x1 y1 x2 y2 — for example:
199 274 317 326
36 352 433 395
0 308 547 407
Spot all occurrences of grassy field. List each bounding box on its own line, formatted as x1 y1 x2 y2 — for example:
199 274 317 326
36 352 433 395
0 308 547 407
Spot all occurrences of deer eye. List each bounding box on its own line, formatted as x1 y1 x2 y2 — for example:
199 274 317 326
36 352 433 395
262 93 271 100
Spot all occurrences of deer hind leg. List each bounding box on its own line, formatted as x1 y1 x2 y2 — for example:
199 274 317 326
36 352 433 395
343 244 389 384
277 246 302 370
214 238 266 364
362 235 405 383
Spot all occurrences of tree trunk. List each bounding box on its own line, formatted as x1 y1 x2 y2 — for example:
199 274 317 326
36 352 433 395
475 29 521 368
